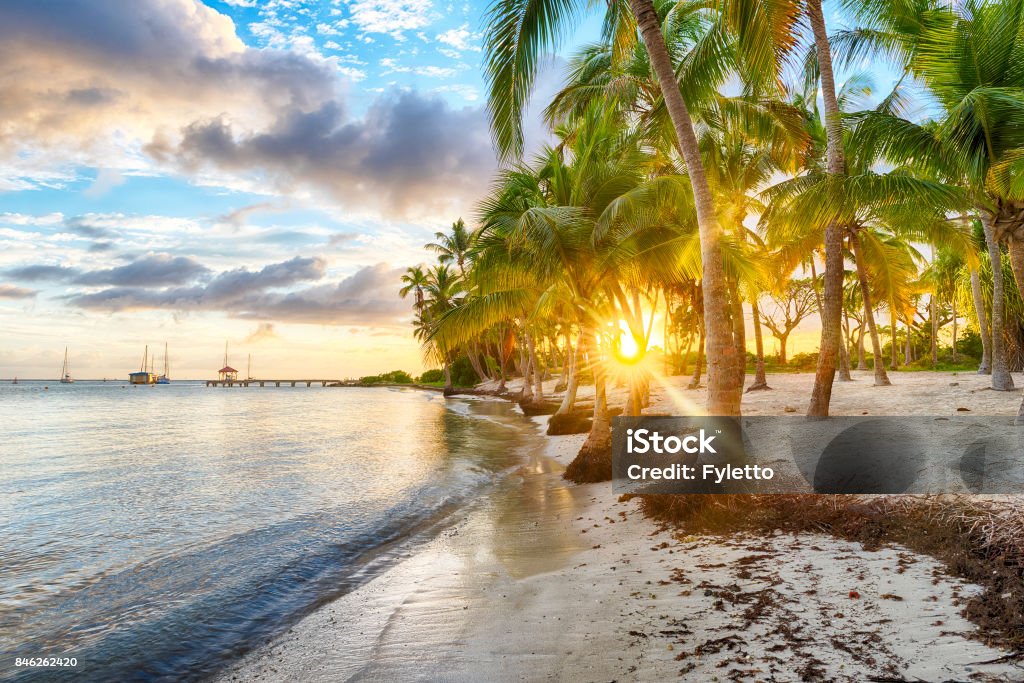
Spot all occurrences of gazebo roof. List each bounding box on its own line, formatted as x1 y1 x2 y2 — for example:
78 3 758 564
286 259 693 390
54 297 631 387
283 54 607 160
219 366 238 373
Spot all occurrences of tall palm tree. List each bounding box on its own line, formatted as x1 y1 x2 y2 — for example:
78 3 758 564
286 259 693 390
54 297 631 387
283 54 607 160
399 265 429 311
484 0 801 416
425 218 475 276
846 0 1024 390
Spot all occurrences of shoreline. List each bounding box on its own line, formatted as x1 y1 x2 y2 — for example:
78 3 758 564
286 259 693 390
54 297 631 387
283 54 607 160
213 372 1024 682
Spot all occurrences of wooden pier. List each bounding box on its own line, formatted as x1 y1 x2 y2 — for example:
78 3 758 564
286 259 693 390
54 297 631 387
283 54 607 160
205 379 342 387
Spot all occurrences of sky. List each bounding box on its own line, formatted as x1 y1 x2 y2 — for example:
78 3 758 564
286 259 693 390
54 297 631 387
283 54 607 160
0 0 891 380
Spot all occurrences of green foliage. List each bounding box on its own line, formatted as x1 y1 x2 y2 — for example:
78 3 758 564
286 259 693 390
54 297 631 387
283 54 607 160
418 368 445 383
450 356 478 387
359 370 414 385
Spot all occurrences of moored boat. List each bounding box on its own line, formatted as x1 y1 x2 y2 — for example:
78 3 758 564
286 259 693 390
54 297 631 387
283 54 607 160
59 348 74 383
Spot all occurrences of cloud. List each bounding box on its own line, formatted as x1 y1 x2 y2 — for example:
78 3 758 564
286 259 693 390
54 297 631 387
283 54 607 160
83 168 126 198
436 24 479 52
0 0 497 219
5 254 210 287
218 201 284 227
245 322 278 342
344 0 434 40
74 254 210 287
0 0 338 164
5 265 78 282
0 284 36 299
66 259 406 326
148 90 494 217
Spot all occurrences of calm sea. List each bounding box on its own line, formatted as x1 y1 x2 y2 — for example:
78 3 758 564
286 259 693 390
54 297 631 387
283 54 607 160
0 381 534 681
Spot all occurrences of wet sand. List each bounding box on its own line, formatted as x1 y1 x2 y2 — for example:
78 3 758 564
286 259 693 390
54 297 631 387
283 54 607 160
214 372 1024 682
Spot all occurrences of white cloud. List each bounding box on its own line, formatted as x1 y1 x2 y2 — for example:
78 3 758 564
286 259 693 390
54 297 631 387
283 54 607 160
432 83 478 101
344 0 434 41
435 24 479 52
337 66 367 82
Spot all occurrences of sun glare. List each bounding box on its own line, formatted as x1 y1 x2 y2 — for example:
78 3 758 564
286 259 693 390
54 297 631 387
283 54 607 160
615 321 643 364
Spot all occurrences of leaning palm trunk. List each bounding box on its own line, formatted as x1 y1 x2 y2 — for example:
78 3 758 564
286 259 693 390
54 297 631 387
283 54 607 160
982 217 1015 390
526 332 544 403
467 341 489 382
564 328 612 483
930 293 939 367
555 339 579 416
971 267 993 374
630 0 740 416
747 299 770 391
807 0 846 416
852 232 891 387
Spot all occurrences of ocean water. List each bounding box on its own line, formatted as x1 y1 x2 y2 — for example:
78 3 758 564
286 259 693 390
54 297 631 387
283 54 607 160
0 381 535 681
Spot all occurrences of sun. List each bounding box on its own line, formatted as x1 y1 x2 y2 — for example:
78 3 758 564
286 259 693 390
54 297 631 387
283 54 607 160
613 320 644 365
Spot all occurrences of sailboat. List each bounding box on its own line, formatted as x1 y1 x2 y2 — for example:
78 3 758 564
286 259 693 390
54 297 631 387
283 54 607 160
247 354 253 381
59 347 74 383
156 343 171 384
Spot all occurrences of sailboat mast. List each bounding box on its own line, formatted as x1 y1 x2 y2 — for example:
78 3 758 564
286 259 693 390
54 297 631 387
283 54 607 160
164 342 169 376
247 354 251 380
141 345 148 372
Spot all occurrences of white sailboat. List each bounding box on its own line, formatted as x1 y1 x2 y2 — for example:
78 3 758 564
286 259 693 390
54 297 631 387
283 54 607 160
59 347 74 383
157 342 171 384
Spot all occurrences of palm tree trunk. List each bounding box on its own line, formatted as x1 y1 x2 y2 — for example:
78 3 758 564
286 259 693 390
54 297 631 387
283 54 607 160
1008 237 1024 306
443 361 453 394
564 328 612 483
930 292 939 367
728 278 746 390
857 325 867 370
630 0 740 416
526 331 544 403
688 329 705 389
904 315 913 364
806 0 846 416
467 342 488 382
556 336 579 415
983 217 1015 390
838 308 853 381
890 298 899 370
952 295 959 363
680 330 693 376
747 299 770 391
971 267 993 374
851 232 891 386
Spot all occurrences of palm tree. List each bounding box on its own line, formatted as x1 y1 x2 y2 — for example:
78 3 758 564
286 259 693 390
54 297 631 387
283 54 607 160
426 218 475 276
845 0 1024 390
483 0 802 416
399 265 429 311
422 264 464 393
804 0 849 415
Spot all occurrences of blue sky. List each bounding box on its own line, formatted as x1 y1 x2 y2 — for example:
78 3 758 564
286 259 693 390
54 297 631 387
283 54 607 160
0 0 897 379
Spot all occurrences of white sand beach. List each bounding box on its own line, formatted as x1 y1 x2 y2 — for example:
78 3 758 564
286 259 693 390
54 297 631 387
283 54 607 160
215 372 1024 682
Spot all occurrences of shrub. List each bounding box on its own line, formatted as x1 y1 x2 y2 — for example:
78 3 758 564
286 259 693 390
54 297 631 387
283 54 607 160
418 368 444 383
359 370 414 384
